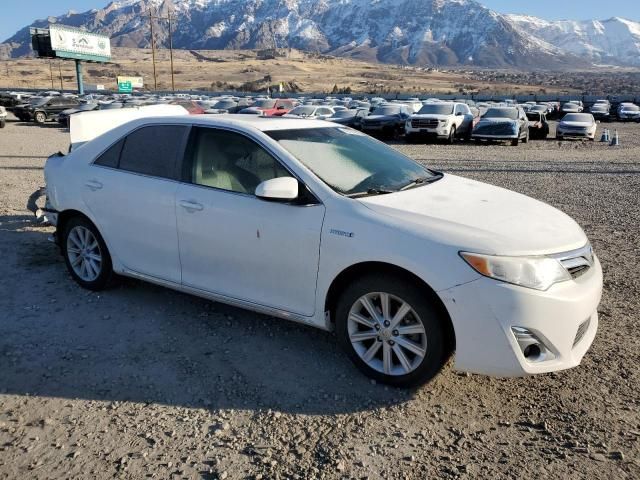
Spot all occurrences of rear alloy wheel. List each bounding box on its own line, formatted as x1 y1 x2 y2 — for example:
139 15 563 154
34 112 46 124
63 217 114 291
336 275 449 387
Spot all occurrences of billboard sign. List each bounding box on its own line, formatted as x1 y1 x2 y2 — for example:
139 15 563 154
117 76 144 89
49 24 111 62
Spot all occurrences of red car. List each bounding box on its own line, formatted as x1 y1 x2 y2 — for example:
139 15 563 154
253 98 295 116
170 100 206 115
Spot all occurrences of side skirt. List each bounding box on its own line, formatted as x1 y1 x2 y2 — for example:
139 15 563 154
120 268 329 331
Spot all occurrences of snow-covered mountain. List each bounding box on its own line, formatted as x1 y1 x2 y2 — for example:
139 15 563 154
1 0 638 69
506 15 640 67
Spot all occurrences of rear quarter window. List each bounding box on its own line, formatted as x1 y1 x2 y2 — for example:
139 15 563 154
94 139 124 168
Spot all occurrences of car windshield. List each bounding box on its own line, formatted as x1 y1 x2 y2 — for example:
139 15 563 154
591 105 607 111
288 106 316 116
622 105 639 111
254 99 276 109
562 113 592 122
266 127 439 196
331 110 355 118
213 101 237 109
482 108 518 120
418 104 454 115
526 113 542 121
372 105 401 116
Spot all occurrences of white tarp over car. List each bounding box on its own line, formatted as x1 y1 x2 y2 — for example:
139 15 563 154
69 104 188 150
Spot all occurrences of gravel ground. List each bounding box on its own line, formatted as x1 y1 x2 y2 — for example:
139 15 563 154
0 118 639 480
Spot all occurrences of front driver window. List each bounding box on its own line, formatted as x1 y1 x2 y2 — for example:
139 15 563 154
186 127 292 195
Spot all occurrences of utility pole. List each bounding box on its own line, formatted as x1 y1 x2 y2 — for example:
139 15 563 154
48 60 54 89
168 11 175 92
58 60 63 90
149 10 158 90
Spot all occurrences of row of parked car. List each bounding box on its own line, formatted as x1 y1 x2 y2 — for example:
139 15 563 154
0 90 627 145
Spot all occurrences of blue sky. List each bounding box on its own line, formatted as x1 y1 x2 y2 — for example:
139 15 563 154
1 0 639 41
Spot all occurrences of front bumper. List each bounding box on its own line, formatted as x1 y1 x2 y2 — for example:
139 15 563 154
472 133 518 140
405 126 450 138
557 129 593 138
439 255 602 376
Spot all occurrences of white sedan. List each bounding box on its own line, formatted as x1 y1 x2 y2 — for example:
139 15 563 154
42 115 602 387
557 113 597 140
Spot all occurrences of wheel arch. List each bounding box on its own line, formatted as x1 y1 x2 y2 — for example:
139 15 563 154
324 261 456 350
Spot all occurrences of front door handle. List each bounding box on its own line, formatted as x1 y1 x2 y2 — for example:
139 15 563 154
179 200 204 212
85 179 103 191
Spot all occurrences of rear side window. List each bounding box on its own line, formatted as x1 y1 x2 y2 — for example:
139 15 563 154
119 125 188 180
94 139 124 168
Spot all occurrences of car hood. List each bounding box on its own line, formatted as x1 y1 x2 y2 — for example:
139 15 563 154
358 174 587 256
364 114 399 121
410 114 451 120
560 121 593 128
478 117 516 124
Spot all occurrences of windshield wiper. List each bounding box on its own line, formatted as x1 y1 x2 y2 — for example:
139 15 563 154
346 188 395 198
399 173 443 191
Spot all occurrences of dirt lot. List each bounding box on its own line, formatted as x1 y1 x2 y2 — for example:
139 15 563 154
0 117 639 480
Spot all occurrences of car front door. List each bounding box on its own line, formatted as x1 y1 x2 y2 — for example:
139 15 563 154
82 124 189 283
175 126 325 316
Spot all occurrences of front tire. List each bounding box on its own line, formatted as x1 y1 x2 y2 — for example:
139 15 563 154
336 274 449 388
0 120 5 129
447 126 456 144
34 111 46 124
511 133 520 146
62 216 114 291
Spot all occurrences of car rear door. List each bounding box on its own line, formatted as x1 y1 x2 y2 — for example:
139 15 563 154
175 126 325 316
82 124 190 283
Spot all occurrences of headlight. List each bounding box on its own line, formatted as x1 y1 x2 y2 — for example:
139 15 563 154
460 252 572 291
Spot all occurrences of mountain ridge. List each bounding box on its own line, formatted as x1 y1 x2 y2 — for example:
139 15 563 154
1 0 639 69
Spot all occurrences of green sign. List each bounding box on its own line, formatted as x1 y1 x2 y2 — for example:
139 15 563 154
118 81 133 93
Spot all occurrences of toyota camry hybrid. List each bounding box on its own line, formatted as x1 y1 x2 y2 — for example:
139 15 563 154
42 113 603 387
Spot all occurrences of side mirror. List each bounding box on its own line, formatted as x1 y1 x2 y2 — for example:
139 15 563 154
456 111 463 116
255 177 299 201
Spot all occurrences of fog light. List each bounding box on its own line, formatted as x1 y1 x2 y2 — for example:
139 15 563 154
511 327 554 363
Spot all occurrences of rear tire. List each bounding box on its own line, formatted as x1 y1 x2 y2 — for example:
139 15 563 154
336 274 450 388
34 111 46 124
62 216 114 291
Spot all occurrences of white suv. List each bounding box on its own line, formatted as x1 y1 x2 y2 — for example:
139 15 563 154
405 102 474 143
42 114 602 387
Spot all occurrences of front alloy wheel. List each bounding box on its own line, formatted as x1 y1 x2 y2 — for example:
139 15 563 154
336 275 449 387
348 292 427 376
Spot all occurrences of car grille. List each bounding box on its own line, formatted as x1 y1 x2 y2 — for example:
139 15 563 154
411 119 439 128
561 126 586 132
554 244 595 280
573 318 591 348
473 123 516 136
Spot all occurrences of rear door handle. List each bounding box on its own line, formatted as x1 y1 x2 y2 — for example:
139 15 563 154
85 180 103 191
179 200 204 212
